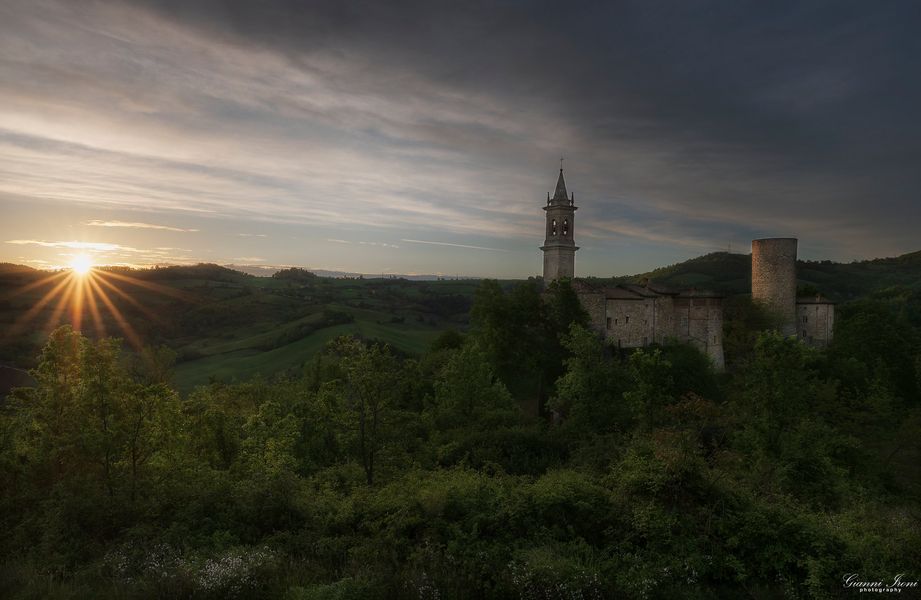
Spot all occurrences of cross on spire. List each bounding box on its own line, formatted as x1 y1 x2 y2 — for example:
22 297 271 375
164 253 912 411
560 155 564 171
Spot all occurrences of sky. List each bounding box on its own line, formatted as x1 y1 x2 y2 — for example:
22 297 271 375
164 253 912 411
1 0 919 278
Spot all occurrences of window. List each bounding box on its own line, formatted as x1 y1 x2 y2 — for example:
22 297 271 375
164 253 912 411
625 316 630 324
606 317 612 329
551 219 557 236
614 318 618 325
617 339 622 348
643 319 648 325
562 218 569 236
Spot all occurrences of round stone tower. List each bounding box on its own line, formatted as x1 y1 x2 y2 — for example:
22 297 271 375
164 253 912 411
751 237 798 336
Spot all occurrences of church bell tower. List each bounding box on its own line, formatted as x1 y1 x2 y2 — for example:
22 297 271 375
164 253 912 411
541 166 578 282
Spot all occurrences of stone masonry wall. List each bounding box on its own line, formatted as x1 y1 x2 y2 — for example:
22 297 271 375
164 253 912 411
604 298 656 347
752 238 798 336
797 302 835 347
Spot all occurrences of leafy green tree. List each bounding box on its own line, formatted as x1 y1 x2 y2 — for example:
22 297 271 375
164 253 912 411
549 324 628 433
470 278 588 412
831 297 921 403
431 343 517 428
624 348 676 428
1 326 183 562
324 336 405 485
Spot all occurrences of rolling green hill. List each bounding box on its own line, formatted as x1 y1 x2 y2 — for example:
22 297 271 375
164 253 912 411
584 250 921 300
0 264 480 393
2 249 919 393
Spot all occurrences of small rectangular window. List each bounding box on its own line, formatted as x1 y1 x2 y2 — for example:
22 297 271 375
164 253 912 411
614 318 618 325
606 317 612 329
625 316 630 324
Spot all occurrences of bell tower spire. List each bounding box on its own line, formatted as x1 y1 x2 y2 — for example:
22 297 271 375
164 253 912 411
541 163 578 282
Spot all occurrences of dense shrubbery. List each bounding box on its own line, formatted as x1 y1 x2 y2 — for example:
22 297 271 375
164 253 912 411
0 281 918 598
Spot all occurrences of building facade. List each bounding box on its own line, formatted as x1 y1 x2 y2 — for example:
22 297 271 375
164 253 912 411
575 281 725 369
797 295 835 347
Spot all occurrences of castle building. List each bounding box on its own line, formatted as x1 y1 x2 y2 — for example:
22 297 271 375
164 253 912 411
751 237 835 346
541 167 725 369
540 169 834 368
575 281 726 369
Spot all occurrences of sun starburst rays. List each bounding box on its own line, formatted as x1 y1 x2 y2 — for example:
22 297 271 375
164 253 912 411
2 266 184 350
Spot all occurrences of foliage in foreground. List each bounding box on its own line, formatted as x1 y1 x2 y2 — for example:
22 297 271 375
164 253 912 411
0 281 919 599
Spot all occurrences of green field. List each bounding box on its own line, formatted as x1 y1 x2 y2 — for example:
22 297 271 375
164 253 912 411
0 265 481 394
172 310 445 391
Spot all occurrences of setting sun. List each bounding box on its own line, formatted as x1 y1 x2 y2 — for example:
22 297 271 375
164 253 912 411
70 254 93 275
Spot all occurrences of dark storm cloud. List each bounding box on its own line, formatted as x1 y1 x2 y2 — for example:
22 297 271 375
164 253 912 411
129 0 921 251
1 0 919 274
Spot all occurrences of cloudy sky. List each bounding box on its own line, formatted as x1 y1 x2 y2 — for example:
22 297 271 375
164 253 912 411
1 0 919 277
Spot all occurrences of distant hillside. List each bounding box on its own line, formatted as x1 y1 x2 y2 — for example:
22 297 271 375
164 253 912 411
224 263 476 281
582 250 921 301
0 263 480 393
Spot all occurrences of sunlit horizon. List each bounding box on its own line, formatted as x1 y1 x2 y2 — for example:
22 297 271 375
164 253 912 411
1 261 193 350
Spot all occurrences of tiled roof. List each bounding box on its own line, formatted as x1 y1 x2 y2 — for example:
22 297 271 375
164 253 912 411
573 279 723 300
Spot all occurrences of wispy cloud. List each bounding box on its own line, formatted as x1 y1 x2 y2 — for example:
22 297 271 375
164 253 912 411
401 239 508 252
237 233 267 237
85 220 199 232
327 239 399 248
6 239 136 252
358 241 399 248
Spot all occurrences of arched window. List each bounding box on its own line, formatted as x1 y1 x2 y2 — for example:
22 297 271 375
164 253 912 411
562 218 569 236
551 219 557 236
